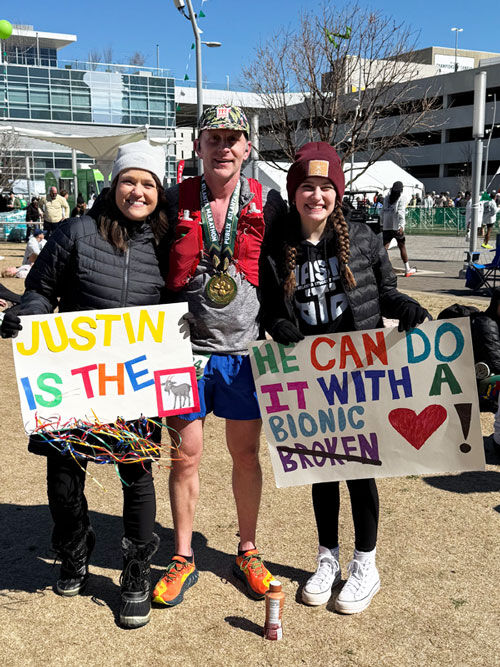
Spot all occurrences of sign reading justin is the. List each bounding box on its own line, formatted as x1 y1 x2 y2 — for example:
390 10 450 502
13 303 199 433
249 318 485 488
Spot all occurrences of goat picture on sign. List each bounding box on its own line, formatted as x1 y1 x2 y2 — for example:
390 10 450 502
162 376 192 409
154 367 199 417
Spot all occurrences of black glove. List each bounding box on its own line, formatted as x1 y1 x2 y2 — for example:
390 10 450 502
0 305 23 338
269 318 305 345
397 302 432 332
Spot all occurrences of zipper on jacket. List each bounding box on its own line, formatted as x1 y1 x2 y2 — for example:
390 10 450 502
121 247 130 307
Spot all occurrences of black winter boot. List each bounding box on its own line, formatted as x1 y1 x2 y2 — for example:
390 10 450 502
54 527 96 597
120 533 160 628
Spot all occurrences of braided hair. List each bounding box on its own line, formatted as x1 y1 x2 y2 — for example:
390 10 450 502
282 203 356 298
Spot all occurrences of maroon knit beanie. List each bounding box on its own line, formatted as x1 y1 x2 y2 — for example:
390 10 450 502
286 142 345 203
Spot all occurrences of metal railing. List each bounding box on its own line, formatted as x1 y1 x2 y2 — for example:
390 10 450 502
366 207 500 236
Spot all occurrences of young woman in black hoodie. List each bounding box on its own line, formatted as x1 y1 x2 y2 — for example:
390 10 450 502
259 142 429 614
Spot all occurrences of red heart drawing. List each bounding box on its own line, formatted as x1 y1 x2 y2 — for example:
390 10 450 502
388 405 447 450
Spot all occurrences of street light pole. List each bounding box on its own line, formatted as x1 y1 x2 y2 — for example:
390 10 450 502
451 27 463 72
483 93 497 191
470 71 486 259
173 0 221 175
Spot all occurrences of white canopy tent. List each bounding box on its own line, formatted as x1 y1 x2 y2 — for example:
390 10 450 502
0 124 173 196
345 161 424 197
244 159 424 200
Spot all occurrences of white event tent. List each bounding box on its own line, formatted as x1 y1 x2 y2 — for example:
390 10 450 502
244 159 424 200
0 124 173 195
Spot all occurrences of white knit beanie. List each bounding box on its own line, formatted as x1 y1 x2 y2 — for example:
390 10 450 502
111 140 166 184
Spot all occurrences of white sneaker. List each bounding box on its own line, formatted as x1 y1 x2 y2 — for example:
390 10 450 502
404 267 417 277
302 546 341 606
334 558 380 614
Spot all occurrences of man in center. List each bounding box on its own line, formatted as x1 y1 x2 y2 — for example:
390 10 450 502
153 105 284 606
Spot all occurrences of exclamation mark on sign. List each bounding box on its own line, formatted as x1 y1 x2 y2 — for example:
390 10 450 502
454 403 472 453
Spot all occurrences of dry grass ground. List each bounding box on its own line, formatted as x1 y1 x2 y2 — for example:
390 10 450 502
0 243 499 667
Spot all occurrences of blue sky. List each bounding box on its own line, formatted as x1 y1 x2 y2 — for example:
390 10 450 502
5 1 499 89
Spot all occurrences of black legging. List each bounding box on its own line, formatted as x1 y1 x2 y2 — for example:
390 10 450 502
312 478 379 552
47 456 156 547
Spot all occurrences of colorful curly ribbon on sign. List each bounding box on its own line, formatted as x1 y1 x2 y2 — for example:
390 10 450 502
30 414 181 489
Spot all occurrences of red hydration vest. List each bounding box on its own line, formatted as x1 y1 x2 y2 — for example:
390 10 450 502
166 176 265 291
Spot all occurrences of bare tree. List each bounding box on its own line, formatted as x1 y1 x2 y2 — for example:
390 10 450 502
102 46 115 65
242 4 441 186
129 51 146 67
87 49 101 70
458 145 473 193
0 129 24 192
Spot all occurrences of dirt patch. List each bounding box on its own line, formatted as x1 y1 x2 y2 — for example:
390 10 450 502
0 255 498 666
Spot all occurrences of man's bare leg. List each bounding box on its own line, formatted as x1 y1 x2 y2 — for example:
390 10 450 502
397 239 409 264
167 416 204 556
225 418 262 551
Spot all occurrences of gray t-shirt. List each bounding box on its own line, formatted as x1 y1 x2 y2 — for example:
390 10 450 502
165 176 285 355
172 257 260 354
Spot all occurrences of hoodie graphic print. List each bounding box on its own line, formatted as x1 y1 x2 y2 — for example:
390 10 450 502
293 240 354 335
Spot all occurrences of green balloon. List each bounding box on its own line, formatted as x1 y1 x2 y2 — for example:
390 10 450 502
0 20 13 40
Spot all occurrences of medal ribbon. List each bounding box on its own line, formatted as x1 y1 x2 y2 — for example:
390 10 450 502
200 177 241 272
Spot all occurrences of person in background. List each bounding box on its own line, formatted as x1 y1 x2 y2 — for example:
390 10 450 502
443 192 454 207
466 195 485 241
382 181 416 277
6 191 16 210
481 192 498 250
71 193 87 218
259 141 429 614
25 196 42 241
87 191 97 210
423 192 434 208
41 186 70 239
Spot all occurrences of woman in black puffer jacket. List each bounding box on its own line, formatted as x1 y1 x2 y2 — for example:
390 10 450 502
0 140 169 629
259 142 429 616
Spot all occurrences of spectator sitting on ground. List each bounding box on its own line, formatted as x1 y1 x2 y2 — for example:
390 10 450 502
1 264 32 279
22 228 46 265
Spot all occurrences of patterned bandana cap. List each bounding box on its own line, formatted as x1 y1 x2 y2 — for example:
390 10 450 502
198 105 250 135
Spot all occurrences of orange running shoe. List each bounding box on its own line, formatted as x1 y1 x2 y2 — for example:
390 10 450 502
233 549 273 600
152 555 198 606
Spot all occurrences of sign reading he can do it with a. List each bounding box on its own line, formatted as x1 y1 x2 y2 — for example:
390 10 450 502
12 303 199 433
249 318 485 488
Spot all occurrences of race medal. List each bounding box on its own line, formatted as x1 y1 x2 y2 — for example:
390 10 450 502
206 272 238 306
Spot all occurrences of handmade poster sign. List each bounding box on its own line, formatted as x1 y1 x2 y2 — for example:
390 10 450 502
13 303 199 433
249 318 485 488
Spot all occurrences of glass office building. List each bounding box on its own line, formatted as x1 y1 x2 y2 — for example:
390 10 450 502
0 26 177 184
1 64 175 128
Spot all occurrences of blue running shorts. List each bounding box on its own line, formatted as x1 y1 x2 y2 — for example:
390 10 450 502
178 354 261 421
